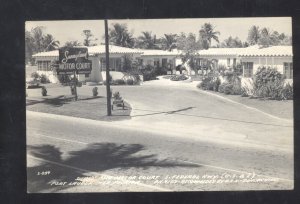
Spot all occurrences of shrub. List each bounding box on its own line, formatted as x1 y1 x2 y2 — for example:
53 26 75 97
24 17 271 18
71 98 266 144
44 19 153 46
92 87 98 97
213 78 221 92
113 91 122 100
241 87 249 97
218 82 227 93
31 72 40 80
281 83 293 100
198 77 214 90
113 79 125 85
253 67 286 100
58 75 71 85
40 74 50 84
141 65 157 81
126 78 134 85
224 83 234 95
170 74 188 81
41 87 47 96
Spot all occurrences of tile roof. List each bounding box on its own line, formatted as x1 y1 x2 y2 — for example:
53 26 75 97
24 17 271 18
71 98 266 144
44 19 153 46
88 45 143 55
32 50 59 57
32 45 293 58
139 49 180 56
197 48 246 56
238 46 293 57
33 45 143 57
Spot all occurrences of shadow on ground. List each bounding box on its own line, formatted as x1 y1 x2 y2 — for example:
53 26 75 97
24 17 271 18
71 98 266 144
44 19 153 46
26 95 103 107
27 143 199 192
26 95 131 122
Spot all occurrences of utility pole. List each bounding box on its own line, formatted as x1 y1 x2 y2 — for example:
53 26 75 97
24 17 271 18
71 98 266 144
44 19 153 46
105 19 112 116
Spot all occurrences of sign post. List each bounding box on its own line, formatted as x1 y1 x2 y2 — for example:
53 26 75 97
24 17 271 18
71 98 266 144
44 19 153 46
56 47 92 100
105 19 112 116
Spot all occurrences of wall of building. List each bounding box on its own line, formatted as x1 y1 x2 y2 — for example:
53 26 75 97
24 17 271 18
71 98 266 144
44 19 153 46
140 55 177 69
240 56 293 76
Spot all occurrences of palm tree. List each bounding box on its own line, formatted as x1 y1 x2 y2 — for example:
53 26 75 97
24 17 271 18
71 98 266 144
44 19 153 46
136 31 159 49
108 23 135 48
199 23 220 49
43 34 60 51
161 34 177 51
247 25 260 45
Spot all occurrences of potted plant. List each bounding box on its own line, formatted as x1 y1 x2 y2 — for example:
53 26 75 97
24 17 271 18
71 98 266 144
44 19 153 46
41 86 47 96
92 87 98 97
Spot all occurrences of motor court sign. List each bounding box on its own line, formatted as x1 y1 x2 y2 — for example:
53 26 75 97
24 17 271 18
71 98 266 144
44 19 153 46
57 47 92 75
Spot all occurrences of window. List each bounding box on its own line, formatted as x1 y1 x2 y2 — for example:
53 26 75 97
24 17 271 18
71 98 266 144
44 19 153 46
227 58 231 67
162 58 168 68
37 62 42 71
85 74 90 78
243 62 253 77
154 58 160 67
100 58 121 71
284 62 293 79
37 61 51 71
233 58 237 67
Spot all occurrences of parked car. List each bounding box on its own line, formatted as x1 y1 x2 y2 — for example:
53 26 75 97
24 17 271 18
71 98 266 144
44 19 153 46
26 77 40 88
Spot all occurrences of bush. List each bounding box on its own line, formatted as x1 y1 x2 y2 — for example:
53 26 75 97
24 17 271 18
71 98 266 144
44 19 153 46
113 91 122 100
224 83 234 95
141 65 157 81
253 67 286 100
41 87 47 96
58 75 71 85
113 79 125 85
126 78 134 85
198 77 215 90
281 83 293 100
92 87 98 97
170 74 188 81
213 78 221 91
218 82 227 93
31 72 40 80
40 74 50 83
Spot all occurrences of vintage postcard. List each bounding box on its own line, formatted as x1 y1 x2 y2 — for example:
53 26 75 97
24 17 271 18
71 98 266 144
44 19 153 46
25 17 293 193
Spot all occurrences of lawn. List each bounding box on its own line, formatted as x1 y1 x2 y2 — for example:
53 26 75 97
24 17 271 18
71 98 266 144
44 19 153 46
201 90 293 120
26 86 132 121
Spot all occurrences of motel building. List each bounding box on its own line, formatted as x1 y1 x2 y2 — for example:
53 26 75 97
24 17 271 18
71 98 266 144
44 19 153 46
32 45 293 85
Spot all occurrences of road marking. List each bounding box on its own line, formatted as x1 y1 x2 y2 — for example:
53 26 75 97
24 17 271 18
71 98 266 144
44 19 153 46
27 155 172 192
179 159 293 183
28 131 292 184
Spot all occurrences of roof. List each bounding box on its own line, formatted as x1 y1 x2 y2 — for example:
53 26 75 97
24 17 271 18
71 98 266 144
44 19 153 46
33 45 142 58
32 50 58 57
32 45 293 58
88 45 143 55
197 48 246 56
139 49 180 56
238 46 293 57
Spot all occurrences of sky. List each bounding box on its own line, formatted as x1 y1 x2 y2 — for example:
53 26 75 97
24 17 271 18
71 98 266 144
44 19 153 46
26 17 292 46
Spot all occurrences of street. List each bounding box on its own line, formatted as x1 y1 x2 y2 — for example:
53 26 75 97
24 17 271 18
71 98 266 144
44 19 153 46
27 81 293 192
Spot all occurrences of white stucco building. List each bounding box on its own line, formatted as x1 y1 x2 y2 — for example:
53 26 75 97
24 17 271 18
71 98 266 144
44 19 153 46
32 45 293 84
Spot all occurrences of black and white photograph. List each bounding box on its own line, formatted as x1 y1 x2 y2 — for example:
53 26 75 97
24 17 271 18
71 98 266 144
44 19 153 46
25 17 293 193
